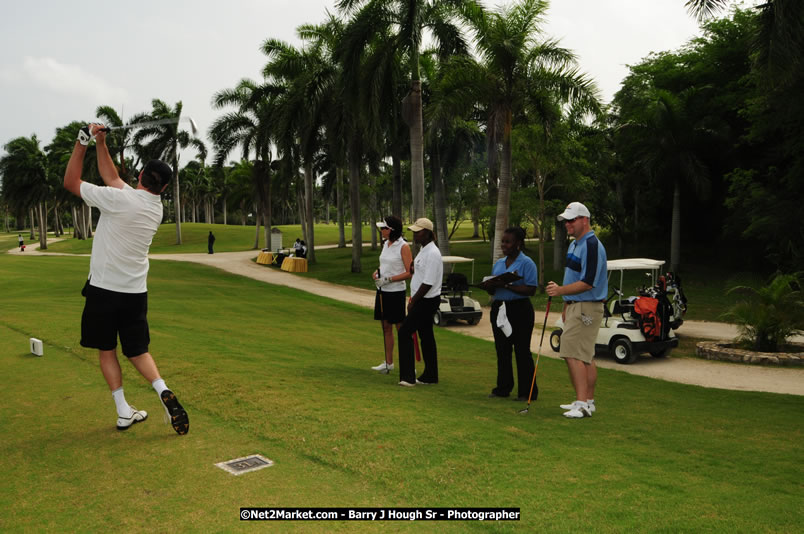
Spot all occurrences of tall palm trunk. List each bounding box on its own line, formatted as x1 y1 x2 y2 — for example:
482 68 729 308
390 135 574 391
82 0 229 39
71 206 79 238
408 80 425 220
431 138 449 256
29 208 35 240
263 165 272 250
491 112 513 263
337 167 346 248
369 173 378 251
223 196 228 225
553 221 567 271
392 153 402 219
297 183 307 244
304 161 315 263
670 178 681 272
536 171 546 289
253 203 261 249
349 151 362 273
85 203 93 238
38 202 47 250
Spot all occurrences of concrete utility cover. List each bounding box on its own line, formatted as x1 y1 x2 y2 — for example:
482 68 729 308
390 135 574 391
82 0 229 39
215 454 274 476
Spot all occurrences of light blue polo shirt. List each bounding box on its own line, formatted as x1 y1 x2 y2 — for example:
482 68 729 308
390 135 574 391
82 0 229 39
491 252 538 301
562 231 607 302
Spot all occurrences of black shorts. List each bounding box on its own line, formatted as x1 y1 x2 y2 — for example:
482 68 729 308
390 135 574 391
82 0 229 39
80 284 150 358
374 290 406 324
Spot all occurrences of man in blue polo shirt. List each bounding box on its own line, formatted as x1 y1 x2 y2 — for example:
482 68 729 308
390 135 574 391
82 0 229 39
546 202 607 419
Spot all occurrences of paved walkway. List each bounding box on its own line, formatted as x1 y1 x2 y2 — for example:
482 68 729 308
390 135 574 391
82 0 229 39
10 243 804 395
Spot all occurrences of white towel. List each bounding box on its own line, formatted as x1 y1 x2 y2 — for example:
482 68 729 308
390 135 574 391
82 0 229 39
496 302 513 337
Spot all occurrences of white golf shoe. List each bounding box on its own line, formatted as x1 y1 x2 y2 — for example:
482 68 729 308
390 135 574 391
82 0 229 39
116 407 148 430
562 401 592 418
560 401 596 413
371 362 394 373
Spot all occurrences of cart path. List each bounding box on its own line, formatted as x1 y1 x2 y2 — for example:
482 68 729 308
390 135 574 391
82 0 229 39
11 244 804 396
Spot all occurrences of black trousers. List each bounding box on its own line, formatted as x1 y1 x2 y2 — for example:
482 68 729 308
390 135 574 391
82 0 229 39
490 298 536 399
398 296 440 384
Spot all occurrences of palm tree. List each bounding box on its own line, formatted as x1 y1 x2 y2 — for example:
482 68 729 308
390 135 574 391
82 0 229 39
337 0 470 223
131 99 194 244
210 80 277 249
262 19 345 264
448 0 599 261
687 0 803 86
625 88 716 272
1 136 50 249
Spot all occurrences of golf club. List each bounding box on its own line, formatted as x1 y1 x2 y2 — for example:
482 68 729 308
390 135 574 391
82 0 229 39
99 116 198 136
519 296 552 415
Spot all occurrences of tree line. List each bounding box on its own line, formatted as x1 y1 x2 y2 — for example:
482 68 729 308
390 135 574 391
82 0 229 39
2 0 800 278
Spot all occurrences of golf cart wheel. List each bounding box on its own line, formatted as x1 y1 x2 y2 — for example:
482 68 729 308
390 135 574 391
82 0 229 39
651 348 671 358
611 337 637 364
433 310 443 326
550 329 562 353
467 317 480 325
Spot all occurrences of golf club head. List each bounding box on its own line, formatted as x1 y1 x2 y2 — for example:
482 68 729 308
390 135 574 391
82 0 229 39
188 117 198 136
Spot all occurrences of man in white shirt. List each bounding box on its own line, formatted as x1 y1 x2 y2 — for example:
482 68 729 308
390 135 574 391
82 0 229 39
397 218 443 386
63 123 189 435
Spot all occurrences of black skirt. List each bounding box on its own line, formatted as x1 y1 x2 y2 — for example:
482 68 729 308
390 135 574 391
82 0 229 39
374 290 406 324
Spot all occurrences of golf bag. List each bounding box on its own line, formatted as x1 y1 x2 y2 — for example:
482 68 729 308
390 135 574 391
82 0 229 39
634 297 662 341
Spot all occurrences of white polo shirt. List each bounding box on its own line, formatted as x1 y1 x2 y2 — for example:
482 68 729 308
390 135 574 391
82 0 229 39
411 241 443 299
80 182 163 293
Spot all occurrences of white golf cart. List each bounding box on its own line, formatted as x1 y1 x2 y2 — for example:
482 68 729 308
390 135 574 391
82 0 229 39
433 256 483 326
549 258 688 364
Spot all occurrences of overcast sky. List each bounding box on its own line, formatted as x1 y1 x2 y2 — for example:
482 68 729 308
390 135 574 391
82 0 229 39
0 0 731 162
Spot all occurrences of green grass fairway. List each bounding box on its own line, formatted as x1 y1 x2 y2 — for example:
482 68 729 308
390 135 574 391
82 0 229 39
0 253 801 532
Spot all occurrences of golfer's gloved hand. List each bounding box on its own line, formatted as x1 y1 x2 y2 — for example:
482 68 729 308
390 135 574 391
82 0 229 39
375 276 393 289
77 126 95 146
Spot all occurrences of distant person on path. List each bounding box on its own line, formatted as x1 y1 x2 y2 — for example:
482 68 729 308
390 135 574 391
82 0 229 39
208 231 215 254
371 216 412 374
484 227 538 401
18 234 24 251
546 202 607 419
397 218 443 387
63 123 189 435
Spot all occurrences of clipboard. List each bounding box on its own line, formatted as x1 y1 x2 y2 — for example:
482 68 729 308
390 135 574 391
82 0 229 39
475 271 523 291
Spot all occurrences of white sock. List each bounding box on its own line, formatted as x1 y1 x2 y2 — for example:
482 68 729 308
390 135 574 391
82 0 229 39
151 378 168 397
112 387 132 418
587 399 595 405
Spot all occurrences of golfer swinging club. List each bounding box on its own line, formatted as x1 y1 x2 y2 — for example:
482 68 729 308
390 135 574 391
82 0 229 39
63 123 189 435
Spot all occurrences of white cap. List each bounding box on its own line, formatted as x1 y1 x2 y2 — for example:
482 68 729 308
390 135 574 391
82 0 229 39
557 202 591 221
375 221 388 229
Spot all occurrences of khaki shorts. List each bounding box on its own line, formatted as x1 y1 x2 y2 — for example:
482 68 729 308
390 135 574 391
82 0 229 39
559 301 604 364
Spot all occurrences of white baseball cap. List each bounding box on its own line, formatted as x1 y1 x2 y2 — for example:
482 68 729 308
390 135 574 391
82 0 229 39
557 202 591 221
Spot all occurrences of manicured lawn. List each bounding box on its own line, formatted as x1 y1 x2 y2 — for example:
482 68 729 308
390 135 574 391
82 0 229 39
0 253 801 532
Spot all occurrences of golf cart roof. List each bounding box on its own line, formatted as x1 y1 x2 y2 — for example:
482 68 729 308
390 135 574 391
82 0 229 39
606 258 665 271
441 255 475 264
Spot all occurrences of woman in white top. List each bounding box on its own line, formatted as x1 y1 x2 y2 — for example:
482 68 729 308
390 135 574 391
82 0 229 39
371 216 412 374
